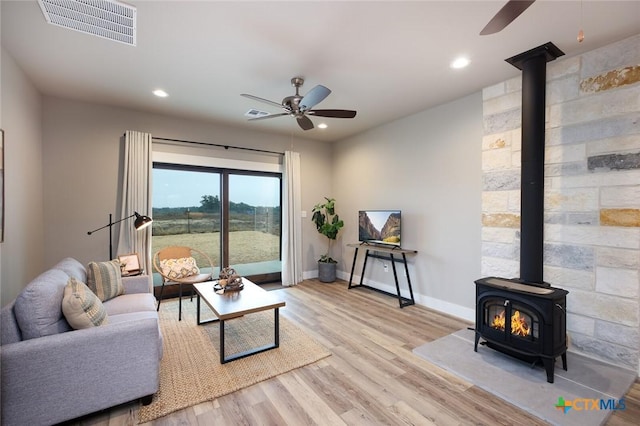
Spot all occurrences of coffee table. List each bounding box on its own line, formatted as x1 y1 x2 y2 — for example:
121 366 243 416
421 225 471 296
193 278 285 364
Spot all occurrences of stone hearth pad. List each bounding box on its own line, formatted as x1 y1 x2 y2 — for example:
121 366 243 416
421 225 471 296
413 329 636 426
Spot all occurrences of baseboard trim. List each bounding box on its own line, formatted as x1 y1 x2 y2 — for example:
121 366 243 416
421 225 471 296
332 269 475 323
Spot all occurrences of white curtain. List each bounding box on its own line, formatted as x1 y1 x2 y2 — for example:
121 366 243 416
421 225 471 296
116 131 153 274
281 151 303 286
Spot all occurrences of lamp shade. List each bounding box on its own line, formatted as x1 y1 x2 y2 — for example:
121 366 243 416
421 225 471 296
134 212 153 230
88 212 153 260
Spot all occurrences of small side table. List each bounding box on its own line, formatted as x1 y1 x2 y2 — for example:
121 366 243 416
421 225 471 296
346 243 417 308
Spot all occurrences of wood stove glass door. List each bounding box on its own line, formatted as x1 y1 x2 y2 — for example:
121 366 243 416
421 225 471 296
482 298 539 343
508 302 538 341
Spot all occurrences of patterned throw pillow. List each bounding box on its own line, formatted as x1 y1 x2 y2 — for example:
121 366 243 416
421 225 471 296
160 257 200 280
62 277 109 329
86 260 125 302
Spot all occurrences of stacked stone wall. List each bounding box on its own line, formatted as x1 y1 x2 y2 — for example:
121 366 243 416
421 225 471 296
481 34 640 371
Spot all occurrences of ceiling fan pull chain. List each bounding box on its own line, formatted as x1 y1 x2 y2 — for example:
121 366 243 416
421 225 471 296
577 0 585 43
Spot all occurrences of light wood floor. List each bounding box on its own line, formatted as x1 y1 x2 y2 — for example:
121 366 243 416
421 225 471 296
67 279 639 425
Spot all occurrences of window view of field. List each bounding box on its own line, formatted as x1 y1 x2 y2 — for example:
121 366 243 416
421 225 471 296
152 203 281 267
152 168 281 278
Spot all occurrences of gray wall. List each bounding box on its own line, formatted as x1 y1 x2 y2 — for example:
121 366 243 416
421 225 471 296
0 44 336 307
332 92 483 319
40 96 334 272
1 54 483 320
0 47 45 306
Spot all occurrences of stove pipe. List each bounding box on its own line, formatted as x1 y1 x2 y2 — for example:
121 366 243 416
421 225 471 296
505 43 564 285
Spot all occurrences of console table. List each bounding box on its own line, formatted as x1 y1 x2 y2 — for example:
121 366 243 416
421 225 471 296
346 243 417 308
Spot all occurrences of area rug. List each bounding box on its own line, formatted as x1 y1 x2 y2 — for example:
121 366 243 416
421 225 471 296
413 329 636 426
138 299 331 423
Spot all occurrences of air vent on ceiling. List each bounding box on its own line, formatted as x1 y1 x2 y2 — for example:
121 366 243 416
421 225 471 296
37 0 136 46
245 109 271 118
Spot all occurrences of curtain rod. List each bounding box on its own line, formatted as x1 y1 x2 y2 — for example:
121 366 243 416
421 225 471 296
151 136 284 156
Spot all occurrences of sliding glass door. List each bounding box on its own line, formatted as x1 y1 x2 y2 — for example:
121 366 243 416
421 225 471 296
152 167 221 275
227 173 281 282
152 164 281 283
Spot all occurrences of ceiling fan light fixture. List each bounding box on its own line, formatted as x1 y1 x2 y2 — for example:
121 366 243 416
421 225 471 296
153 89 168 98
451 57 470 69
241 77 357 131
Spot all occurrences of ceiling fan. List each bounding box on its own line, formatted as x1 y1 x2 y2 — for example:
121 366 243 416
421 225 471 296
241 77 357 131
480 0 536 35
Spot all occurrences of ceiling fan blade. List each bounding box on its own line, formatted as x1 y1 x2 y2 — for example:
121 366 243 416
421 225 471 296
299 85 331 111
480 0 535 35
296 115 314 131
308 109 357 119
241 93 283 109
248 112 289 121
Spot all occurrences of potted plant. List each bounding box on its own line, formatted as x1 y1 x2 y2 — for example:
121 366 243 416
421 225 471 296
311 197 344 282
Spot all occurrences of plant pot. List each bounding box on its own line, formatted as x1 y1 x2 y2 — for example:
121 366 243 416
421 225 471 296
318 261 337 283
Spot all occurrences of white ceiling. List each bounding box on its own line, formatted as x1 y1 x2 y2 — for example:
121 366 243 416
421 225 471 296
2 1 639 142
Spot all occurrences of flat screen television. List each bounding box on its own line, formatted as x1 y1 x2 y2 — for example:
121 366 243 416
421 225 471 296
358 210 401 246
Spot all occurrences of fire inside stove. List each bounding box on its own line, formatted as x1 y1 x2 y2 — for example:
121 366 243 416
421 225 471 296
491 309 531 337
485 301 539 340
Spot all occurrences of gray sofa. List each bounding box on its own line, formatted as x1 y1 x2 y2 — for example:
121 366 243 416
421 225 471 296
0 258 163 426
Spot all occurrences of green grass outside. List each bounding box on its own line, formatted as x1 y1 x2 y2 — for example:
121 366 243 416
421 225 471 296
152 230 279 268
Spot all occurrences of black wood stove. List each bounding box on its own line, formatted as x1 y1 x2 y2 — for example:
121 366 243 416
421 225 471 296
475 277 568 383
474 43 569 384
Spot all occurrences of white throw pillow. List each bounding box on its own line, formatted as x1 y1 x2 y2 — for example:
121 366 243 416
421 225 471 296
160 257 200 280
62 277 109 329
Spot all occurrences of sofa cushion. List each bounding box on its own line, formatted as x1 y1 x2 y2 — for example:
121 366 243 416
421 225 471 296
121 275 152 294
53 257 87 282
62 278 109 329
160 257 200 280
103 293 157 315
13 269 72 340
86 260 125 302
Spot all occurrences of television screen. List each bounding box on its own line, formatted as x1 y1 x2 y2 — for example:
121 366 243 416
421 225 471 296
358 210 401 246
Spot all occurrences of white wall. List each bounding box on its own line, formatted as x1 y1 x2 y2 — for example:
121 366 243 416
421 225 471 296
0 47 44 306
333 92 483 319
40 96 333 275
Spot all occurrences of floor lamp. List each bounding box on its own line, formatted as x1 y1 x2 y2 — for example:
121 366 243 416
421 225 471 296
87 212 153 259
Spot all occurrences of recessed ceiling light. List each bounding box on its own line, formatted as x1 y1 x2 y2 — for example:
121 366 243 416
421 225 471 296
317 123 328 129
450 57 470 69
153 89 168 98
